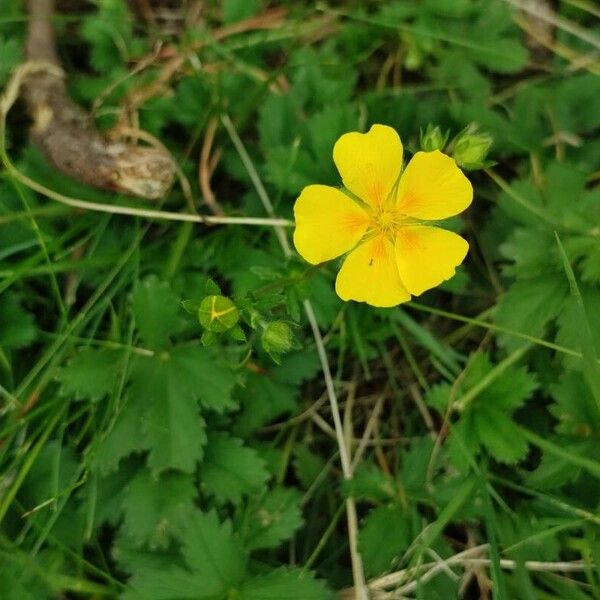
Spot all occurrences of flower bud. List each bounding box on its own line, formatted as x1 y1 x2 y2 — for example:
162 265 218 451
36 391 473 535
452 127 492 170
261 321 296 361
198 295 239 332
420 124 449 152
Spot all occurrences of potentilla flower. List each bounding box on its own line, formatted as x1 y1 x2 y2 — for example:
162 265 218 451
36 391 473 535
293 124 473 307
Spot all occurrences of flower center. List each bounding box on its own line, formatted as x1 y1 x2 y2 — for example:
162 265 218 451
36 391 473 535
372 206 401 236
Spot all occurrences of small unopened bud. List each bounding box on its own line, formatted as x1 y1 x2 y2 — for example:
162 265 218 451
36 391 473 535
452 127 492 170
262 321 297 362
198 295 239 332
420 124 449 152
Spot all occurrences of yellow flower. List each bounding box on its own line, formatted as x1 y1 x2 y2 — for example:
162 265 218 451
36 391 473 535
293 124 473 307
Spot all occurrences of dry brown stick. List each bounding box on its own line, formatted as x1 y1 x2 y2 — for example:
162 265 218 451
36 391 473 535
23 0 176 199
198 117 223 215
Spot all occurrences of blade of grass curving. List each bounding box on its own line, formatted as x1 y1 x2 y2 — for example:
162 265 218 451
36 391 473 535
520 427 600 479
0 404 65 526
9 179 66 319
408 301 594 363
392 310 462 374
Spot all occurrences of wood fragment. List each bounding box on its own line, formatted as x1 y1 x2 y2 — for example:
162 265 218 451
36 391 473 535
23 0 176 199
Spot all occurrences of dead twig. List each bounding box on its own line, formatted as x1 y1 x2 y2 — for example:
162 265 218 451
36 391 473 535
198 117 223 215
22 0 175 199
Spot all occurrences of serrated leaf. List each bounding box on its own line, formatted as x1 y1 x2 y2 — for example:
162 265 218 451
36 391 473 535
85 458 138 530
58 348 119 401
132 276 181 350
199 433 269 504
425 383 453 413
180 511 247 597
359 505 411 577
258 93 300 149
549 371 600 436
242 488 303 550
122 510 248 599
98 343 235 474
122 469 196 549
343 466 396 502
122 566 204 600
167 346 237 413
130 353 208 473
234 373 297 435
79 0 143 73
292 445 326 490
238 567 332 600
96 396 146 475
495 278 567 351
401 436 436 494
474 408 528 464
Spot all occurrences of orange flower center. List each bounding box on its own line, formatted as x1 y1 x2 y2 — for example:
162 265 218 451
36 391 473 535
372 205 403 236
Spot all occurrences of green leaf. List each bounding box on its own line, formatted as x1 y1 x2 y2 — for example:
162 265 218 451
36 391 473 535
132 276 181 350
129 352 208 473
0 36 22 86
234 373 297 435
343 466 396 502
99 342 235 473
401 436 436 494
258 94 299 150
122 510 247 599
80 0 144 73
553 240 600 411
359 505 411 577
470 37 529 74
21 441 79 510
238 567 332 600
199 432 270 504
179 511 247 597
495 278 567 351
0 293 37 350
167 346 237 414
121 469 196 549
222 0 258 24
96 396 146 475
549 371 600 436
474 408 528 464
242 487 303 550
292 445 326 490
0 565 49 600
58 348 120 401
122 565 206 600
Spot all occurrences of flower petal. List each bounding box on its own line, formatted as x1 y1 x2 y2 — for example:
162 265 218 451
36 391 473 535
293 184 370 265
333 124 403 208
394 225 469 296
335 235 410 307
396 150 472 220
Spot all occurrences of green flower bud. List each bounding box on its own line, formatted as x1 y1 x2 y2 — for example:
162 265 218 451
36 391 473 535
452 127 492 170
198 295 239 333
261 321 296 361
420 124 449 152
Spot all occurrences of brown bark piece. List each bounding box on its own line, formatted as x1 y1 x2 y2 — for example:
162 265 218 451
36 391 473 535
23 0 176 199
